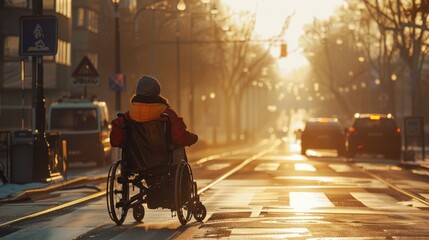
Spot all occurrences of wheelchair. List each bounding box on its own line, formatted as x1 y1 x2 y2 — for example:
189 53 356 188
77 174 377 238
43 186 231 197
106 113 206 226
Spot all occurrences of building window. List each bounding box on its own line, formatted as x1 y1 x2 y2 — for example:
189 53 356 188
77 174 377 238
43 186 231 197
43 0 54 10
87 9 99 33
56 0 71 18
2 61 32 89
129 0 137 12
76 7 85 27
55 39 71 66
87 52 98 69
4 36 19 59
74 8 98 33
4 0 28 8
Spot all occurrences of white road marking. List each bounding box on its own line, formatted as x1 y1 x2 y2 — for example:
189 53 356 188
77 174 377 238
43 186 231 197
398 199 428 208
294 163 316 171
254 163 280 171
329 164 353 172
354 163 402 171
230 227 311 239
206 163 231 170
289 192 335 210
395 180 429 189
421 193 429 199
205 187 256 206
351 192 420 211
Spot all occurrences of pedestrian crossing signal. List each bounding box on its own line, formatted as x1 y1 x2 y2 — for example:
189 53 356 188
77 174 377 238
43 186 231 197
280 43 287 58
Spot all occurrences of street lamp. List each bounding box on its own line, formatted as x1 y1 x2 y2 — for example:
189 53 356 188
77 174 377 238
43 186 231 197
176 0 186 114
112 0 121 112
177 0 187 11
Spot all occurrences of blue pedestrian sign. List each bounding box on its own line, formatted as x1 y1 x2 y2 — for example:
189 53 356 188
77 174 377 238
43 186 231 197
19 15 58 56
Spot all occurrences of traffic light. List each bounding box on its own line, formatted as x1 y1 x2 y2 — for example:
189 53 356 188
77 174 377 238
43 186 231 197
280 43 287 58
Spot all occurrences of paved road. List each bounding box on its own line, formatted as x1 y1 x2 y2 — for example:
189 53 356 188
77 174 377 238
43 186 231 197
1 139 429 239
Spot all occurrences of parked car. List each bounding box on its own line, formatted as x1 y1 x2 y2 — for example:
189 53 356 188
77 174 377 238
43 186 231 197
301 118 346 156
346 113 401 159
47 98 112 166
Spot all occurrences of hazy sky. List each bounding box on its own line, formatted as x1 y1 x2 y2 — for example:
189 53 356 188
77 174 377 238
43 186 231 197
221 0 344 73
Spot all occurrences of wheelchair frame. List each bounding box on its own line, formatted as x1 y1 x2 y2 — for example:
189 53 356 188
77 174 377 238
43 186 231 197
106 114 206 226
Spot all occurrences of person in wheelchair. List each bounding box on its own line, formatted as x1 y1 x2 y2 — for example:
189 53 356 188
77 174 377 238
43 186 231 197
107 75 205 226
110 75 198 149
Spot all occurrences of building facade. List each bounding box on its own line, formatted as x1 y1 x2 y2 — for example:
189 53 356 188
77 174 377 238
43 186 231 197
0 0 138 130
0 0 72 130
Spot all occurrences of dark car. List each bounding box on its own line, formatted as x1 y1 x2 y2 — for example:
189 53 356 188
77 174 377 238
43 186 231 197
301 118 346 156
346 113 401 159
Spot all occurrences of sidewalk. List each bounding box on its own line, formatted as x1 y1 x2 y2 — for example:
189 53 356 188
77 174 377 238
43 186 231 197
399 148 429 169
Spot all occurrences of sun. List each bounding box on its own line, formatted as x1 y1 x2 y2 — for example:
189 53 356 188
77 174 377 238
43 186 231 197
221 0 344 74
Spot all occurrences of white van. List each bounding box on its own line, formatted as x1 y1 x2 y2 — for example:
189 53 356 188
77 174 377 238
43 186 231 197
47 98 112 166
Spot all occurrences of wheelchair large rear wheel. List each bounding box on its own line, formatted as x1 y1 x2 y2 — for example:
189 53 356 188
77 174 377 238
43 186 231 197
175 159 194 226
106 160 129 225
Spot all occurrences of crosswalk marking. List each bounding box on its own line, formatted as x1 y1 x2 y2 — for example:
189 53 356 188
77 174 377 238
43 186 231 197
290 192 335 210
351 192 420 211
294 163 316 171
421 193 429 199
201 181 427 212
230 228 310 239
329 164 353 172
205 187 255 206
254 163 280 171
206 163 231 170
395 180 429 189
398 199 428 208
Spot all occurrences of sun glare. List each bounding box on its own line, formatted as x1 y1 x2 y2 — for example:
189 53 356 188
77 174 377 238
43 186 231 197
221 0 344 74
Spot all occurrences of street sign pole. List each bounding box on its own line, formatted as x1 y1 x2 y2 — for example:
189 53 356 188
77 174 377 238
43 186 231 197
19 0 58 182
33 0 49 181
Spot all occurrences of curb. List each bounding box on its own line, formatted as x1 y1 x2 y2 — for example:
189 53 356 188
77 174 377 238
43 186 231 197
1 176 106 203
398 161 429 171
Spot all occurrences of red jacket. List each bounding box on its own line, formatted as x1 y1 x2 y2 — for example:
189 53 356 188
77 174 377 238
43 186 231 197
110 102 198 148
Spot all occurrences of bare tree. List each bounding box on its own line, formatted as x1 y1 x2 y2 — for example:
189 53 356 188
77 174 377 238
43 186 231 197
344 0 403 115
363 0 429 116
213 9 291 141
301 16 365 117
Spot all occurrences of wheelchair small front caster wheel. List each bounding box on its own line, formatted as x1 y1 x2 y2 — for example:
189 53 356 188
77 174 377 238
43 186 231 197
133 204 145 222
193 202 206 222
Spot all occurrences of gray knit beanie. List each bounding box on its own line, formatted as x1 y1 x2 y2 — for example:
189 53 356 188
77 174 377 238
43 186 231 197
135 75 161 96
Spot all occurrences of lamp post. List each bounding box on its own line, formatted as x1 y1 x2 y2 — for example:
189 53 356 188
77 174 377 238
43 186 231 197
112 0 121 112
176 0 186 113
201 92 217 144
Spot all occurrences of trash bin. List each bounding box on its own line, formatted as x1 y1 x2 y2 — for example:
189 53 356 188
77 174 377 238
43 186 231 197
11 130 34 184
